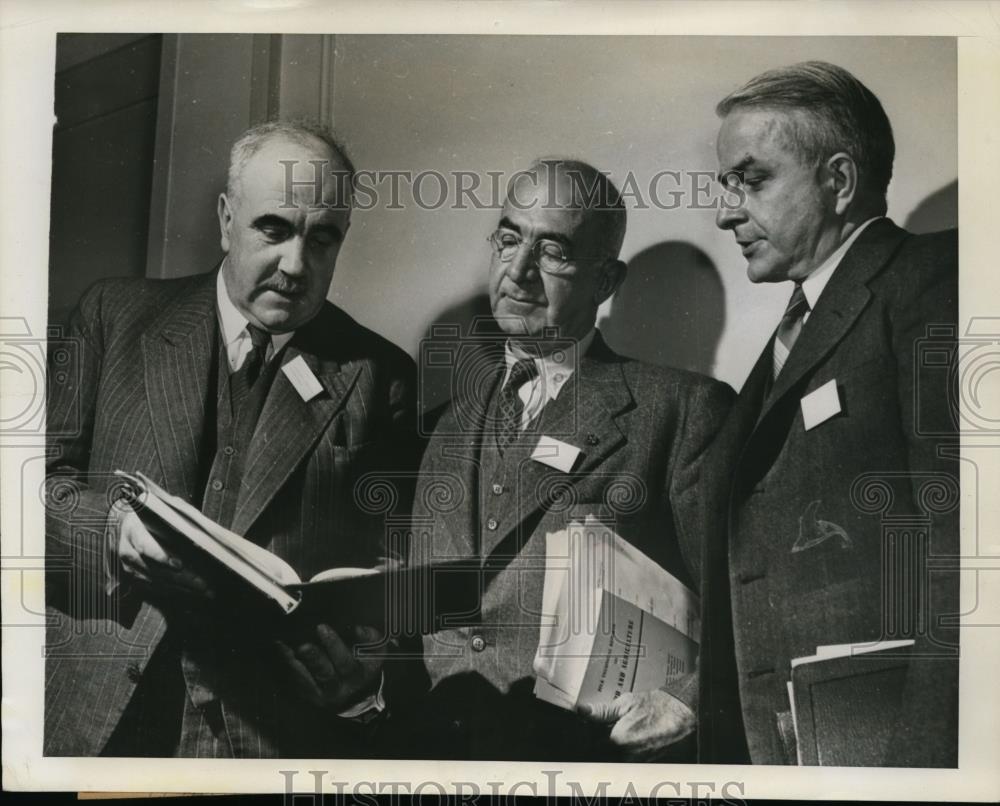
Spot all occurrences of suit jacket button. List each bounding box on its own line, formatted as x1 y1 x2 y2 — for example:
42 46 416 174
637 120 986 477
210 479 224 492
485 517 498 531
470 634 486 652
491 483 503 495
126 662 142 683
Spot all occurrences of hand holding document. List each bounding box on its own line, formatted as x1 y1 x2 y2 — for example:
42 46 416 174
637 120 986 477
532 517 699 712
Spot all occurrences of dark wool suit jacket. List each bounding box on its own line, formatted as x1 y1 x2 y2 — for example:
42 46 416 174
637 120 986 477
698 219 959 767
44 270 416 757
388 332 733 761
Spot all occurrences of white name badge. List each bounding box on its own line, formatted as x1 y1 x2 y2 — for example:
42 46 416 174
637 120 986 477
282 355 324 402
531 435 582 473
800 378 842 431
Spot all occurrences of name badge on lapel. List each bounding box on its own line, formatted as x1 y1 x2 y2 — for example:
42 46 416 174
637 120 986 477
282 355 324 402
800 379 842 431
531 435 582 473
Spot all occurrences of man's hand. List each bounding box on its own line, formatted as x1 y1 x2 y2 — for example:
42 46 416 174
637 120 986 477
275 624 384 714
578 689 696 761
113 501 213 600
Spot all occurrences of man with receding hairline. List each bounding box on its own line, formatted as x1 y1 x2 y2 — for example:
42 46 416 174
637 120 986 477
45 120 416 757
387 158 733 761
701 61 959 766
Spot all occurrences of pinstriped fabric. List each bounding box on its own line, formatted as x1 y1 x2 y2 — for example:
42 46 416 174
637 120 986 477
46 271 417 757
45 599 167 755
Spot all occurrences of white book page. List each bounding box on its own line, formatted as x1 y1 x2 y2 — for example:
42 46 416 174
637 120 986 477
133 471 300 585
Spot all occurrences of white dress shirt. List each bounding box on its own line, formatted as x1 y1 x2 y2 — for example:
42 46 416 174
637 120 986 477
216 268 294 372
502 328 596 430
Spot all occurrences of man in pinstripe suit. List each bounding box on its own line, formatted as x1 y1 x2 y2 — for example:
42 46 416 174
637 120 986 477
44 121 416 757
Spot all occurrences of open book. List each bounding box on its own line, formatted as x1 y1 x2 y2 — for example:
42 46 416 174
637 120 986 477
532 518 699 711
115 470 480 631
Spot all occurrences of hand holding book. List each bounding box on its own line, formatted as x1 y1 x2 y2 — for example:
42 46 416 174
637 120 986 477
113 470 483 637
110 497 215 603
275 623 385 714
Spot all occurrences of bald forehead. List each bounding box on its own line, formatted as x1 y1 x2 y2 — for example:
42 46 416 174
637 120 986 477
507 167 591 211
503 172 628 264
234 135 351 209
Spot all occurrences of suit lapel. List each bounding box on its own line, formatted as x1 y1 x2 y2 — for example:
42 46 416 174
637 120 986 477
141 274 217 501
231 318 359 537
732 343 772 440
485 334 631 559
753 218 908 429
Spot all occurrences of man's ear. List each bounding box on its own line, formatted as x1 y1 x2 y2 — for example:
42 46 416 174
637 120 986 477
217 193 234 253
826 152 858 216
594 260 627 306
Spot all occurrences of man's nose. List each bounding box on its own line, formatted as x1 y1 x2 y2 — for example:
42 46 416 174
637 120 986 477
277 236 307 275
505 243 537 283
715 192 746 230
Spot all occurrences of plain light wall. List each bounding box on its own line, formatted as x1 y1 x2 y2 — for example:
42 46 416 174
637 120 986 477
146 34 336 280
328 35 956 392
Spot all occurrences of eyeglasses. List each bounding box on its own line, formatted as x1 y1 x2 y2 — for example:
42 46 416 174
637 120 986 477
487 230 608 276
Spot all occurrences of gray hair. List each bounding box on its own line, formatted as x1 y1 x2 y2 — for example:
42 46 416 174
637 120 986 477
515 158 627 259
226 119 355 202
716 61 894 211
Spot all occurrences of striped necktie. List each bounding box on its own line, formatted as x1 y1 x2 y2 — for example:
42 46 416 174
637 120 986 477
495 358 539 454
773 283 809 378
231 323 270 408
773 283 810 379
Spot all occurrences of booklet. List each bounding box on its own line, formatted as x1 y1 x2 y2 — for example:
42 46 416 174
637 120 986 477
787 639 916 765
532 517 699 711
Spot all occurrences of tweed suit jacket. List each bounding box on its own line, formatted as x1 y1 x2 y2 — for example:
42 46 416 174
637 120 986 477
44 270 416 757
698 219 959 767
398 331 733 760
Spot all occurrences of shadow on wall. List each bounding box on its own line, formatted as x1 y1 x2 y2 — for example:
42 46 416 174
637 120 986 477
600 241 726 377
904 180 958 235
416 240 728 412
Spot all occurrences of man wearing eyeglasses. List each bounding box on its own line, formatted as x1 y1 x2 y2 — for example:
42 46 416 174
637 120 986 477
387 159 733 761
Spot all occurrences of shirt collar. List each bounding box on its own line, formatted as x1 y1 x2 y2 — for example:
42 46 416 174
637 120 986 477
800 216 882 310
503 328 596 402
216 264 295 354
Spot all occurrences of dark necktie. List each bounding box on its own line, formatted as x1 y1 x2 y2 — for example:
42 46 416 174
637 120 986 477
773 284 810 379
231 323 270 409
495 358 539 454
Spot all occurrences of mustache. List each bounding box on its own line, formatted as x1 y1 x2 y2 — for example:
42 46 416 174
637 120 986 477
260 277 308 295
